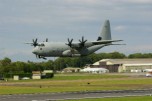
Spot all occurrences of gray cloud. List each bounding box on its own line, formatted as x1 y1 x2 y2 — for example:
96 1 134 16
0 0 152 61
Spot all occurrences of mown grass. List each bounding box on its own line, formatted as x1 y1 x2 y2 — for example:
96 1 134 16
51 73 128 80
0 73 152 95
63 96 152 101
8 73 129 82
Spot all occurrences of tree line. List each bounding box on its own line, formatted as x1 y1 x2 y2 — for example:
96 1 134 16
0 52 152 74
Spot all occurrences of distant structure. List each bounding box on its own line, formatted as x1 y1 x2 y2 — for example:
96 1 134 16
89 59 152 73
62 67 81 73
32 71 41 79
81 67 109 74
32 70 54 79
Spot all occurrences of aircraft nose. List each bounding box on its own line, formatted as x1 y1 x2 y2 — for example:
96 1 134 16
32 48 38 54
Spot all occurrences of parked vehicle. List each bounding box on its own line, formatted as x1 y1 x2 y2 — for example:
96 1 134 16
22 77 30 80
146 72 152 77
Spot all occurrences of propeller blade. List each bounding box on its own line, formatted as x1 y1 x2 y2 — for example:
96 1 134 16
79 39 81 42
46 38 48 42
33 39 34 43
35 38 38 43
84 40 87 43
70 39 73 43
82 36 84 42
68 38 70 42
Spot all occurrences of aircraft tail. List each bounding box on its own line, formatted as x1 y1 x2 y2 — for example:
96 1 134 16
97 20 112 41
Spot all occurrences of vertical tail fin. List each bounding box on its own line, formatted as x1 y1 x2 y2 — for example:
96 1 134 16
97 20 111 41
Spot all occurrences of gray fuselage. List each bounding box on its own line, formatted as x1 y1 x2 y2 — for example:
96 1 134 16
32 42 106 57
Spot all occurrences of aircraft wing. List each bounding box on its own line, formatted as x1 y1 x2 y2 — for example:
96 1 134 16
92 40 123 45
69 40 123 49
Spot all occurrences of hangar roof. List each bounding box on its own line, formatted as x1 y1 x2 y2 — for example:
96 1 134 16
93 59 152 65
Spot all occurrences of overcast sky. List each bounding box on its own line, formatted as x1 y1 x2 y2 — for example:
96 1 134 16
0 0 152 62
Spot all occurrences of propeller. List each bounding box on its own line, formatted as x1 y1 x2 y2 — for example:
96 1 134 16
32 38 38 47
79 36 87 47
66 38 73 47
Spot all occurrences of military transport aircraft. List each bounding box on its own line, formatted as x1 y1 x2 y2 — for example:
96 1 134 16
27 20 123 59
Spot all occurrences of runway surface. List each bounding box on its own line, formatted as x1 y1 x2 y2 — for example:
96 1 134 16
0 89 152 101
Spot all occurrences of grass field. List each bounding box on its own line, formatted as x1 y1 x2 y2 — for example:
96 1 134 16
0 73 152 95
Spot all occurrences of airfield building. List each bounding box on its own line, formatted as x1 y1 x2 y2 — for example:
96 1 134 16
62 67 81 73
90 59 152 73
81 67 109 74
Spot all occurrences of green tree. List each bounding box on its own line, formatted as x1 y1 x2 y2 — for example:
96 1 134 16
1 57 11 66
40 60 54 70
0 57 12 73
128 53 143 58
109 52 126 59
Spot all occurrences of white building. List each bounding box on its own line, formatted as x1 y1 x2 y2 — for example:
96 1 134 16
81 67 109 74
91 59 152 73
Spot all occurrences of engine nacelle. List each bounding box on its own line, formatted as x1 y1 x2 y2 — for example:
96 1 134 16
72 42 93 48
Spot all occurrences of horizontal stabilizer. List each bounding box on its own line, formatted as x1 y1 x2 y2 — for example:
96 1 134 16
92 40 123 45
110 43 126 45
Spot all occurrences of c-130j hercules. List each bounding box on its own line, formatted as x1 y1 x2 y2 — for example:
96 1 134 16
27 20 123 59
